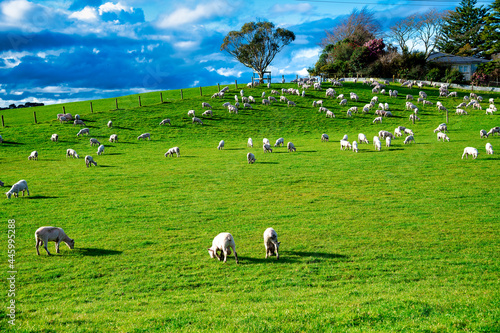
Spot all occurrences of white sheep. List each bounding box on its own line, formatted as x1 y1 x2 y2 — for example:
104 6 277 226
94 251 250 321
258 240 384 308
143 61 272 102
187 110 195 117
386 136 391 147
217 140 225 150
262 99 270 105
287 101 296 107
263 228 280 259
74 119 85 126
373 117 383 124
85 155 97 167
35 226 74 256
76 128 89 136
358 133 369 144
97 144 104 155
287 142 296 152
263 143 273 153
202 110 212 117
433 124 447 133
437 132 450 142
462 147 478 159
247 152 256 164
409 114 420 121
487 127 500 136
404 135 415 144
90 138 101 146
326 110 335 118
456 108 468 115
486 143 494 155
480 129 489 138
352 141 358 152
58 116 68 124
339 99 347 106
28 151 38 160
373 136 381 151
207 232 238 263
202 102 211 109
243 103 252 109
109 134 118 143
159 118 171 125
192 117 203 125
66 149 79 158
404 128 414 136
51 134 58 142
274 137 284 147
5 179 29 199
107 120 112 128
321 133 329 142
340 140 351 150
263 138 270 145
165 147 180 157
248 138 253 147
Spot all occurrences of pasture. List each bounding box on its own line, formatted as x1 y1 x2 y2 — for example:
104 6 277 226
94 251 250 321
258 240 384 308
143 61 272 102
1 80 499 332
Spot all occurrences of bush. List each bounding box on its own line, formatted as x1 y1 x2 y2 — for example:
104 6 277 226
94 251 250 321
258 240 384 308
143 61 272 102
425 68 441 82
444 68 464 83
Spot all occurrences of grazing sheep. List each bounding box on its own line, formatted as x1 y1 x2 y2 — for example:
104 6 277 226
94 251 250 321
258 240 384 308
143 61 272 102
73 119 85 126
50 134 58 142
373 136 381 151
187 110 195 117
76 128 89 136
263 228 280 259
378 131 394 139
28 151 38 160
352 141 358 152
63 113 73 121
404 135 415 144
274 137 285 147
58 116 68 124
202 102 211 109
207 232 238 263
5 179 29 199
109 134 118 142
433 124 447 133
263 138 270 145
228 105 238 114
486 143 494 155
263 143 273 153
404 128 414 136
480 129 489 138
386 136 391 147
437 132 450 142
456 108 468 115
192 117 203 125
358 133 369 144
487 127 500 136
247 152 256 164
85 155 97 167
35 226 74 256
235 95 239 103
262 99 270 105
339 99 347 106
217 140 225 150
409 114 420 121
394 127 403 137
243 103 252 109
159 118 171 125
462 147 478 159
202 110 213 117
326 110 335 118
406 95 413 100
165 147 180 157
107 120 112 128
248 96 255 103
248 138 253 147
287 101 296 107
97 144 104 155
340 140 352 150
287 142 296 152
66 149 79 158
321 133 329 142
373 116 383 124
90 138 100 146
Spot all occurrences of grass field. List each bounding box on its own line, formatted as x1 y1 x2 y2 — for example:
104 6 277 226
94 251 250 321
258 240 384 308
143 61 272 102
1 81 499 332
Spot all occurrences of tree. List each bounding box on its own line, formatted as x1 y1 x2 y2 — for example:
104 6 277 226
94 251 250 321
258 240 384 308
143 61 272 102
436 0 489 57
416 9 446 58
480 0 500 57
389 15 419 54
220 21 295 82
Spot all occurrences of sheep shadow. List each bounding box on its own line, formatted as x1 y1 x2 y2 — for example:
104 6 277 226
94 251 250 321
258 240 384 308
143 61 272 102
1 141 24 145
98 165 117 168
113 126 134 130
288 251 348 260
258 161 279 164
225 148 245 151
76 248 122 256
298 150 317 153
106 153 124 156
27 195 58 199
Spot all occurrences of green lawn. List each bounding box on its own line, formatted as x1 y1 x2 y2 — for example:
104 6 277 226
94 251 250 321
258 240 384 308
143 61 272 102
1 81 499 332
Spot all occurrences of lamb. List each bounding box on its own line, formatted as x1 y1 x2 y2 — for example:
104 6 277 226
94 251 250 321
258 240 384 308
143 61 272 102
456 108 468 115
321 133 329 142
243 103 252 109
109 134 118 142
248 96 255 103
50 134 58 142
480 129 489 138
66 149 79 158
85 155 97 167
486 143 494 155
107 120 112 128
406 95 413 101
409 114 420 121
207 232 238 263
386 136 391 147
165 147 180 157
262 99 270 105
287 101 296 107
73 119 85 126
269 96 277 102
348 106 358 114
202 102 211 109
234 95 239 103
202 110 213 117
274 137 284 147
337 94 345 100
339 99 347 106
358 133 369 144
373 117 383 124
462 147 478 159
63 113 73 121
76 128 89 136
373 136 381 151
340 140 352 150
404 128 414 136
5 179 29 199
263 228 280 259
248 138 253 147
28 151 38 160
159 118 171 125
263 143 273 153
326 110 335 118
187 110 195 117
404 135 415 144
346 110 352 117
487 127 500 136
90 138 101 146
58 116 68 124
378 131 394 139
192 117 203 125
287 142 296 152
35 226 74 256
97 144 104 155
437 132 450 142
217 140 225 150
247 152 256 164
352 141 358 152
394 127 403 137
433 123 447 133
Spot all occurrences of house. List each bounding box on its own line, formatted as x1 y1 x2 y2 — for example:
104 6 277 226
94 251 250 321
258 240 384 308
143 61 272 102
427 52 490 81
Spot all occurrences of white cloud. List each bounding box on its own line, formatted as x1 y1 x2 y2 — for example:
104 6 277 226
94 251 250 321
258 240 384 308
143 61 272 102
292 47 322 61
173 41 199 50
93 48 100 54
215 67 243 77
191 80 200 87
99 2 133 15
296 68 309 76
156 1 233 29
1 0 33 21
69 6 98 22
271 3 313 14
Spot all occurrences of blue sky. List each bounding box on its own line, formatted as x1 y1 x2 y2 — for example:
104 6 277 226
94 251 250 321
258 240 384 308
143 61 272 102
0 0 492 107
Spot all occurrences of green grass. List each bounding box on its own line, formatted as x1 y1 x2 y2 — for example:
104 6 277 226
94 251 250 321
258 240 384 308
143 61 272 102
1 81 499 332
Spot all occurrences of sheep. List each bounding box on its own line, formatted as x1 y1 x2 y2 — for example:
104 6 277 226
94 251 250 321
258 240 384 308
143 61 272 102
386 136 391 147
486 108 496 115
66 149 79 158
109 134 118 143
58 116 68 124
340 140 351 150
286 142 296 152
75 114 80 120
5 179 29 199
63 113 73 121
217 140 225 150
287 101 296 107
404 128 414 136
274 137 284 147
243 103 252 109
76 128 89 136
394 127 403 137
262 99 270 105
263 143 273 153
371 96 379 104
321 133 329 142
479 129 489 138
90 138 101 146
240 90 244 97
97 144 104 155
358 133 369 144
247 152 256 164
462 147 478 159
263 138 270 145
339 99 347 106
51 134 58 142
159 118 171 125
85 155 97 167
486 143 494 155
0 180 3 187
379 131 394 139
406 95 413 101
248 138 253 147
187 110 195 117
373 117 383 124
404 135 415 144
326 110 335 118
165 147 180 157
28 151 38 160
437 132 450 142
202 110 213 117
207 232 238 263
248 96 255 103
73 119 85 126
242 96 249 103
192 117 203 125
456 108 468 115
107 120 112 128
263 228 280 259
35 226 74 256
202 102 211 109
487 127 500 137
433 124 447 133
350 93 359 102
352 141 358 153
373 136 381 151
234 95 239 103
409 114 420 121
269 96 277 102
348 106 358 114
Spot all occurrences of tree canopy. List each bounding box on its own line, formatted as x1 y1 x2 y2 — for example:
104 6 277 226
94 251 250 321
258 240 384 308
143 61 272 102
220 21 295 81
480 0 500 57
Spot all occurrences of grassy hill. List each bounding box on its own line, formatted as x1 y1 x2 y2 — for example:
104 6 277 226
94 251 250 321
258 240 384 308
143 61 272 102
1 81 499 332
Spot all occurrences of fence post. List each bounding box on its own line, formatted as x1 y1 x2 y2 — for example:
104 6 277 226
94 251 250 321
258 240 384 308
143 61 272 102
235 80 238 89
90 102 93 113
218 83 220 92
115 98 118 110
446 109 449 124
160 92 163 103
139 95 142 107
180 89 183 100
1 115 4 127
63 106 66 113
33 111 37 124
199 86 203 96
251 77 254 87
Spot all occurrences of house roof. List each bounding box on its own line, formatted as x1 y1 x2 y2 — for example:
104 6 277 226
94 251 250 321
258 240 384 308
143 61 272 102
428 52 490 64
